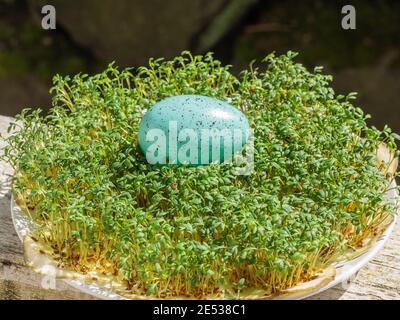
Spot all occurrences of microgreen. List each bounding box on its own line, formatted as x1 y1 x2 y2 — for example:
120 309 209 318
1 51 399 298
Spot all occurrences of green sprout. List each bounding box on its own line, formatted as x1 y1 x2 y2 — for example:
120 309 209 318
1 51 399 298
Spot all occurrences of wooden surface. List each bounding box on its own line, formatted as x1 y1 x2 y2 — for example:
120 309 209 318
1 114 399 300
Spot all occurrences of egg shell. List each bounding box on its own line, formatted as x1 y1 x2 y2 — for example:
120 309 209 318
138 95 250 165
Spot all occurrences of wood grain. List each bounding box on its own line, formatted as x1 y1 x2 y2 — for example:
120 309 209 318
1 115 399 300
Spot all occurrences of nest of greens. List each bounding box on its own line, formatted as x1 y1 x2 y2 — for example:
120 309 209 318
2 51 399 299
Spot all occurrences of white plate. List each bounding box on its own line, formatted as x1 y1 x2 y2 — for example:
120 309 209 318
11 180 399 300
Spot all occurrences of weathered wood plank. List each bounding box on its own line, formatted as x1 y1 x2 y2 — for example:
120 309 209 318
1 115 399 300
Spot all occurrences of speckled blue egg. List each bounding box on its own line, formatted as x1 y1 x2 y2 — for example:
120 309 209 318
138 95 250 165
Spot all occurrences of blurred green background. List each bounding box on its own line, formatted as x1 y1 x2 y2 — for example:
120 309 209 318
0 0 399 132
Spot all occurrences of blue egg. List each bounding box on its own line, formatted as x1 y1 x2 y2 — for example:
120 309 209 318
138 95 250 165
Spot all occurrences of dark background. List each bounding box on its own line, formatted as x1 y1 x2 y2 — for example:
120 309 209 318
0 0 399 133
